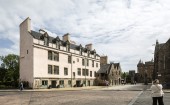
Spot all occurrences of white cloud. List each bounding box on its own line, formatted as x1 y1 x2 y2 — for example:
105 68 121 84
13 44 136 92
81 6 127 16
0 0 170 71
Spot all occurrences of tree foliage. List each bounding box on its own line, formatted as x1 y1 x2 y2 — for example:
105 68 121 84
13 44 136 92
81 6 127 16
0 54 19 84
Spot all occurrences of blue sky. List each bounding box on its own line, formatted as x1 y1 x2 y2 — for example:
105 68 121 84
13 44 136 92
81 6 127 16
0 0 170 72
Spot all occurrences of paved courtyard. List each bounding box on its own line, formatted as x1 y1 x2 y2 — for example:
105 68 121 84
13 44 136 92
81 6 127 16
0 90 139 105
133 90 170 105
0 84 170 105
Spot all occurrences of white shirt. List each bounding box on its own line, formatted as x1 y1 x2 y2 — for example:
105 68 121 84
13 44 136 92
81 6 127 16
150 84 164 97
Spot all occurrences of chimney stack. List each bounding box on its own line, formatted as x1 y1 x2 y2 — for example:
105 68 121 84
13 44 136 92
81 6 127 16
19 17 31 32
100 56 108 66
63 33 70 42
85 43 92 50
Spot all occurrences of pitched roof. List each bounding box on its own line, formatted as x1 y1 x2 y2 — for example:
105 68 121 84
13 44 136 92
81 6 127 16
97 64 111 74
30 30 100 56
114 63 120 68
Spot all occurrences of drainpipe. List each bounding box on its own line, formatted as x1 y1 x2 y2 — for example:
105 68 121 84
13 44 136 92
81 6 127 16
85 56 87 86
71 53 73 87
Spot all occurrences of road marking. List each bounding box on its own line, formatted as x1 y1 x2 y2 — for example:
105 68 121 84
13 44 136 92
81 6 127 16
128 91 143 105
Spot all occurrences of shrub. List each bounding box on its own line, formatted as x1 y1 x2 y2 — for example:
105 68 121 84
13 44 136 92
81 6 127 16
0 85 6 89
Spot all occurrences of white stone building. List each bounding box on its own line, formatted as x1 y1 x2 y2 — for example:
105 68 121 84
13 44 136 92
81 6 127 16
20 18 100 89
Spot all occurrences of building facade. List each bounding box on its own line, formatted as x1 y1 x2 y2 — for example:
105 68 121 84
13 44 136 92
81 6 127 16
97 56 122 85
20 18 100 89
129 70 135 84
153 39 170 84
137 59 154 83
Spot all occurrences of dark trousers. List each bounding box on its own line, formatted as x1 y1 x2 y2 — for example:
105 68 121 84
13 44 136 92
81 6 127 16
152 96 164 105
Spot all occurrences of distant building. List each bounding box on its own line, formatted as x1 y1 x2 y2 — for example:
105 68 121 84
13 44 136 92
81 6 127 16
137 59 154 83
129 70 135 84
97 56 122 85
20 18 100 89
100 56 108 66
153 39 170 84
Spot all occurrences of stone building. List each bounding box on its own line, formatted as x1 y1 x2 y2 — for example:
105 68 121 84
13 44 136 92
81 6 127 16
97 56 122 85
20 18 100 89
129 70 135 84
153 39 170 84
100 56 108 66
137 59 154 83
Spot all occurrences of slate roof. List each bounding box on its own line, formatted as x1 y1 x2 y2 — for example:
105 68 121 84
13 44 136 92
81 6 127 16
97 63 121 74
114 63 120 69
30 30 100 56
97 64 111 74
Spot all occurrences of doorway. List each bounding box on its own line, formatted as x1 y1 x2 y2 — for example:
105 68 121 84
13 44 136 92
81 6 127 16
51 81 56 88
76 80 81 87
88 80 90 86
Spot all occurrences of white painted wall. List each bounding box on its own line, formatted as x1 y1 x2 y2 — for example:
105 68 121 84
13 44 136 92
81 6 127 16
20 17 34 87
20 18 100 88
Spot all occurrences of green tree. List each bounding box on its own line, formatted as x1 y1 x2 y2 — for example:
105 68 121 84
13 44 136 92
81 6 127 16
0 54 19 85
121 72 127 79
0 67 6 83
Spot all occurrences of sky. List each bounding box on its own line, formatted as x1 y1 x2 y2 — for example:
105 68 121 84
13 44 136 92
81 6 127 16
0 0 170 72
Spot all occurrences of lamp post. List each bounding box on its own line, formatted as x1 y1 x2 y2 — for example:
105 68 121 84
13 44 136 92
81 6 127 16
71 53 73 87
85 57 86 87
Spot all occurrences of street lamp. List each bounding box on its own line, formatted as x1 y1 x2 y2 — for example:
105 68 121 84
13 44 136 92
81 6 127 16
85 56 87 87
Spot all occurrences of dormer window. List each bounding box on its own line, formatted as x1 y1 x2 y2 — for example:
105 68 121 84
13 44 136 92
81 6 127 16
65 40 70 52
80 48 82 55
44 37 48 46
94 53 96 59
66 44 70 52
88 51 90 57
56 41 61 49
67 45 70 52
56 36 60 49
78 44 83 55
40 32 49 46
93 49 96 58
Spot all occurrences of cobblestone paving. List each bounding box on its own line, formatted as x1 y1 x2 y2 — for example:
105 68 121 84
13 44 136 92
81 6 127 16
0 90 140 105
